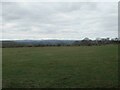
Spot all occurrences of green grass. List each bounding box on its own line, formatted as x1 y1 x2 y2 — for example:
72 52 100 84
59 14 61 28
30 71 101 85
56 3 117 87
2 45 118 88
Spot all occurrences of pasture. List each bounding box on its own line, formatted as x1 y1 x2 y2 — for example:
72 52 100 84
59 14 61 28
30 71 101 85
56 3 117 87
2 45 118 88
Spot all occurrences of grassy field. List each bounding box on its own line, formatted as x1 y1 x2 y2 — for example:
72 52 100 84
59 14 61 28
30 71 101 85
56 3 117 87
2 45 118 88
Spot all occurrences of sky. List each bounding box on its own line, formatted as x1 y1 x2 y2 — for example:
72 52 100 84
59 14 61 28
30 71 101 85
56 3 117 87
1 2 118 40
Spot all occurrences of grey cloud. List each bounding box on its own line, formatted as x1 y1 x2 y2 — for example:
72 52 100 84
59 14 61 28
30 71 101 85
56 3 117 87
2 2 118 40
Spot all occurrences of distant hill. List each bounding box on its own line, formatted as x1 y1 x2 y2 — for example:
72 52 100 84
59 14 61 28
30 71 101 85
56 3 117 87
15 40 76 46
1 39 119 48
1 40 76 47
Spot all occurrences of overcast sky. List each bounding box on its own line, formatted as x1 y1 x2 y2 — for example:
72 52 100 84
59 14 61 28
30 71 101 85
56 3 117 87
2 2 118 40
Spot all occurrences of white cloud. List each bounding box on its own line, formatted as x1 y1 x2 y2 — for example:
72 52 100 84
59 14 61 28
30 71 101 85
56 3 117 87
2 2 118 40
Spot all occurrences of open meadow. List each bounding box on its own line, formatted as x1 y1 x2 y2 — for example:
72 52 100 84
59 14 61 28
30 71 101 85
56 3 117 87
2 45 118 88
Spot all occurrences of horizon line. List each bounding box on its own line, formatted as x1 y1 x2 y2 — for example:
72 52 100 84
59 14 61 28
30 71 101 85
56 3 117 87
0 37 119 41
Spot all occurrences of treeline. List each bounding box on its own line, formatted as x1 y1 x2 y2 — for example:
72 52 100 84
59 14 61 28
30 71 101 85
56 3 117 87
74 38 120 46
1 38 120 48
